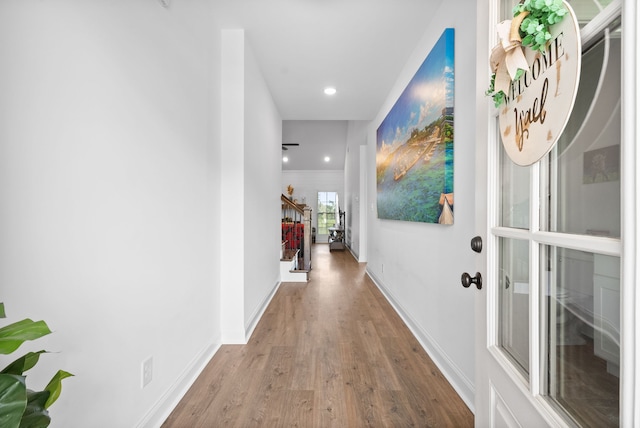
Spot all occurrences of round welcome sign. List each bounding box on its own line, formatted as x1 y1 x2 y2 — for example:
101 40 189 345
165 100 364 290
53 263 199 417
498 1 581 166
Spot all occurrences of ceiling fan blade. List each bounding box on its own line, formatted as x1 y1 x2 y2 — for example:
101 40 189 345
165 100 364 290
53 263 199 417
281 146 288 150
282 143 299 147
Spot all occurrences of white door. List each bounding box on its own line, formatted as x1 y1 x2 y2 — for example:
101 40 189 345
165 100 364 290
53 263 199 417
473 0 639 426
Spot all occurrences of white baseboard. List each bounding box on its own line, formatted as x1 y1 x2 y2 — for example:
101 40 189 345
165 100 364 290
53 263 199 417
366 268 476 413
135 341 221 428
245 279 281 342
346 244 359 261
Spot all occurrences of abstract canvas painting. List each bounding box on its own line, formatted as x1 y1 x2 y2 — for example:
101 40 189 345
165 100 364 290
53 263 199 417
376 28 454 224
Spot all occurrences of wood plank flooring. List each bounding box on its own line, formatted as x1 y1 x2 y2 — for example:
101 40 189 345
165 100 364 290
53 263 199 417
162 244 473 427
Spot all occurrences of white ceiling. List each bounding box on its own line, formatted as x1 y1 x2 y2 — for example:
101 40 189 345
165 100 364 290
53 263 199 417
216 0 613 171
216 0 445 170
282 120 348 170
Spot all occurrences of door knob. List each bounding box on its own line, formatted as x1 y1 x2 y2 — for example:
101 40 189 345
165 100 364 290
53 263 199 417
461 272 482 290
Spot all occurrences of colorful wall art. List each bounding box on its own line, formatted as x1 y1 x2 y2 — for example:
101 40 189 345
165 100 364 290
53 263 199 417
376 28 455 224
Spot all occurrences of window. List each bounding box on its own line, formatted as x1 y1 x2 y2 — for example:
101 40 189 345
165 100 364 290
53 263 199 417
317 192 338 235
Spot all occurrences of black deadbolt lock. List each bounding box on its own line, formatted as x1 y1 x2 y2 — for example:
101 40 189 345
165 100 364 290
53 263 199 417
470 236 483 253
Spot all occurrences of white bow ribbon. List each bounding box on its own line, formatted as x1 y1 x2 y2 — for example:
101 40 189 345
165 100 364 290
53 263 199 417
490 11 530 97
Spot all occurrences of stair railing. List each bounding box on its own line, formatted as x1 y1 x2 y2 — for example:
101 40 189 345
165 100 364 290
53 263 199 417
281 194 312 272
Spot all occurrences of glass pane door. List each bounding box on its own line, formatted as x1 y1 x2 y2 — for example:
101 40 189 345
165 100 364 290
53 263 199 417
498 237 530 375
541 18 621 427
542 247 620 427
493 1 622 426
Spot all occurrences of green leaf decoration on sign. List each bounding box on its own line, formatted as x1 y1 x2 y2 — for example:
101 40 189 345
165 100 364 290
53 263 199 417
514 0 568 52
485 73 507 108
486 0 569 107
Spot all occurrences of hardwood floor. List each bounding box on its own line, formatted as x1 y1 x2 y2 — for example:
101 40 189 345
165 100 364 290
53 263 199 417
555 337 619 426
162 244 473 427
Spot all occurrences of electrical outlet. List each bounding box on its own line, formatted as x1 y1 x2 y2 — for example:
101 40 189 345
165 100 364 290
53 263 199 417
142 357 153 388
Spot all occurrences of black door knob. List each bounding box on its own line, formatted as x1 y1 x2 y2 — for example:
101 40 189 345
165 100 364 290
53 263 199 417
461 272 482 290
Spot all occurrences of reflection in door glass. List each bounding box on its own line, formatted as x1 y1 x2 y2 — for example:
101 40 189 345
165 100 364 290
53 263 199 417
500 144 530 229
571 0 615 27
501 0 614 25
547 25 621 238
498 237 529 375
542 246 619 427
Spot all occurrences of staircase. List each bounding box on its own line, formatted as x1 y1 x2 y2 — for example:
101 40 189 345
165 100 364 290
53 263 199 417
280 248 308 282
281 194 311 282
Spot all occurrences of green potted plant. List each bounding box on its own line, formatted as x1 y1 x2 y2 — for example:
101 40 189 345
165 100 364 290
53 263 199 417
0 302 72 428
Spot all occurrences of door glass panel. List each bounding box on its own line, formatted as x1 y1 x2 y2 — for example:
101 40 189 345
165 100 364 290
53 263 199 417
500 145 530 229
571 0 615 27
547 23 621 238
499 237 530 375
499 0 518 20
542 246 620 427
501 0 614 25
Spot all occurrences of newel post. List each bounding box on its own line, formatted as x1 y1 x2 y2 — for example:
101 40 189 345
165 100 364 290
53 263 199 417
303 207 312 271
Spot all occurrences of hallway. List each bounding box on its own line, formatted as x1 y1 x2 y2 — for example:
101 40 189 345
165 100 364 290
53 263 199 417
162 244 473 427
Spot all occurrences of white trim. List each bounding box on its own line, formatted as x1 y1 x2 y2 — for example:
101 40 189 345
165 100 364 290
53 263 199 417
581 1 622 50
621 0 639 425
135 341 221 428
358 145 368 262
487 120 500 350
491 383 522 427
346 243 359 261
487 345 572 427
245 280 283 341
474 0 496 423
491 227 622 256
532 231 621 256
529 161 541 396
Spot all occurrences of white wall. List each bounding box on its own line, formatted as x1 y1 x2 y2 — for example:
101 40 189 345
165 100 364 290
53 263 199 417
220 30 282 344
281 170 345 240
344 121 369 260
243 42 282 335
0 2 221 427
220 29 246 344
363 0 476 409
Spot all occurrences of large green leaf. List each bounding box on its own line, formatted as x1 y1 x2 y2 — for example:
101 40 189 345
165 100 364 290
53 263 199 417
2 351 47 376
0 320 51 355
19 390 51 428
0 374 27 428
43 371 73 409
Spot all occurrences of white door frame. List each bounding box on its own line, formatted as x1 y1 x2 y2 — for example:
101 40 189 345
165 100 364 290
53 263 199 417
474 0 639 425
620 1 639 423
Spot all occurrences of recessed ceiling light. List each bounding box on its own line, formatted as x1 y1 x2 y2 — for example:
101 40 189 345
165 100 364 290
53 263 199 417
324 156 331 162
283 156 289 162
324 87 337 95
